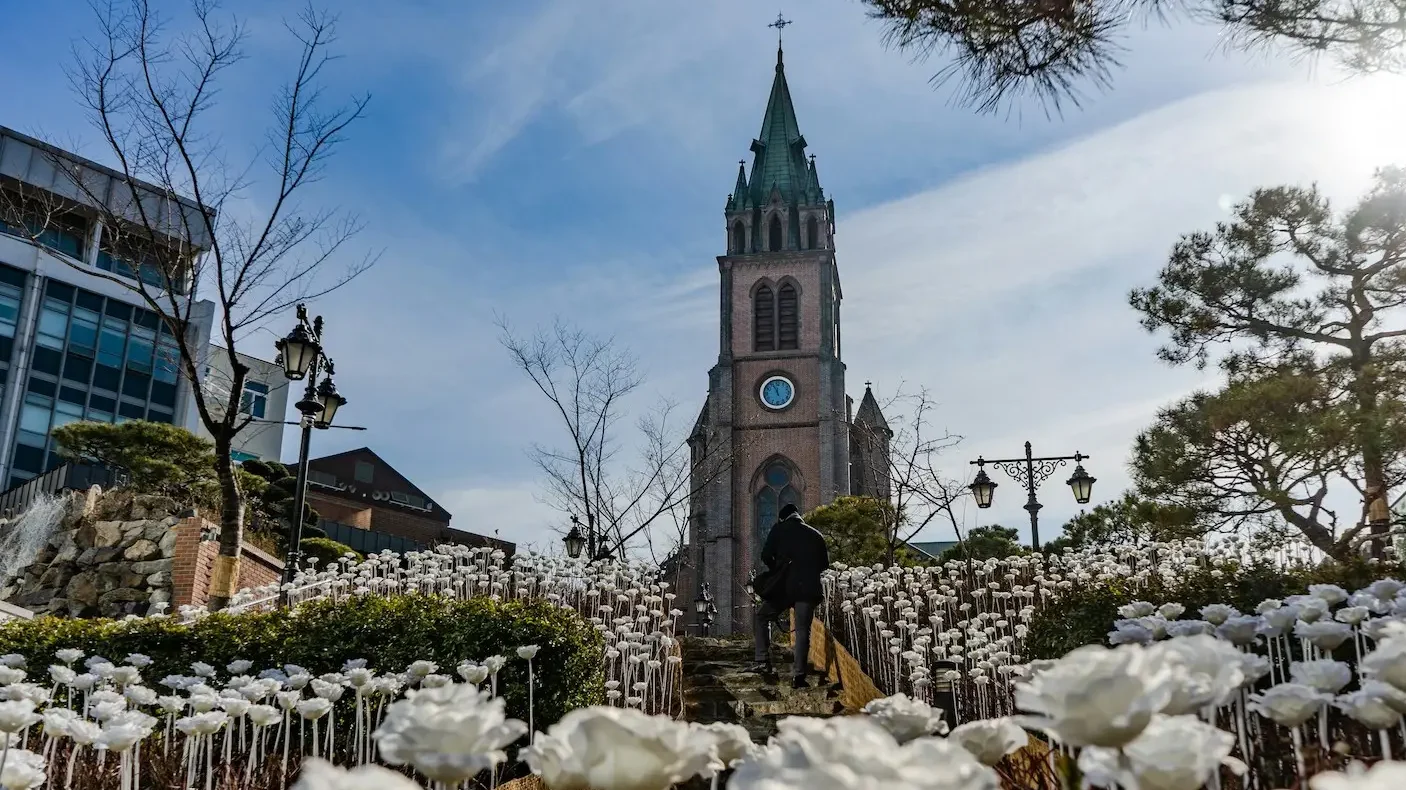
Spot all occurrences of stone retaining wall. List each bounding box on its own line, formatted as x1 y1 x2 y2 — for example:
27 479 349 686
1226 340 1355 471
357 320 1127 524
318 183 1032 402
0 487 283 618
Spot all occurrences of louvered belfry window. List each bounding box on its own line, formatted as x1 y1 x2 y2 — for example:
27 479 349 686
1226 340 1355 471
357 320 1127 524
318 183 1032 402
777 283 798 350
754 285 776 351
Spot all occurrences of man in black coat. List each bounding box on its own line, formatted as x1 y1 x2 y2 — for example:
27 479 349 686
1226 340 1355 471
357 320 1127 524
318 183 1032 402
750 503 830 688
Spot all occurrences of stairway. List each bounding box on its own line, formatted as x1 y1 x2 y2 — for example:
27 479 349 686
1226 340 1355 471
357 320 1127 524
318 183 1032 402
679 633 844 744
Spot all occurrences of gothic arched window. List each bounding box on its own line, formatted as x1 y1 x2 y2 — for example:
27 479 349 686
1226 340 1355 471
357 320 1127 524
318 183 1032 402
731 221 746 254
768 213 783 251
754 284 775 351
806 215 819 249
755 461 801 557
777 282 798 350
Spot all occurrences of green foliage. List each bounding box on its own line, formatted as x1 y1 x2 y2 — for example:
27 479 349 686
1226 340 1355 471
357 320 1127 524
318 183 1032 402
1045 493 1203 554
938 525 1025 564
0 595 603 728
807 496 921 567
1130 170 1406 559
240 460 323 551
1025 558 1398 661
53 420 215 495
300 537 360 568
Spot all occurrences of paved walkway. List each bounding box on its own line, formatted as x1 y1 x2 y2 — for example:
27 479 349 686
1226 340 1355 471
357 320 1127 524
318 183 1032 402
678 634 843 743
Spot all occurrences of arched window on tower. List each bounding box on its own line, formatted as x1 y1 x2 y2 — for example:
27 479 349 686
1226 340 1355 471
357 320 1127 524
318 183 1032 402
777 282 798 350
806 215 819 250
731 221 746 254
754 461 801 558
768 214 783 251
754 285 775 352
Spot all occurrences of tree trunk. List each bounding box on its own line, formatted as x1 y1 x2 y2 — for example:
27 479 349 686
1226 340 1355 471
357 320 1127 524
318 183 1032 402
1351 347 1392 558
206 435 245 611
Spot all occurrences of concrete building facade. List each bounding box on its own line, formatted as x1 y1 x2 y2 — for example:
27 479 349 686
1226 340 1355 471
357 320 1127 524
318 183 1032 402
188 345 289 463
0 126 215 490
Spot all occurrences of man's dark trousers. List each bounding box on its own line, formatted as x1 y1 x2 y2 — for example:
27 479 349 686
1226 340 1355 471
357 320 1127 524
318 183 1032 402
753 599 816 677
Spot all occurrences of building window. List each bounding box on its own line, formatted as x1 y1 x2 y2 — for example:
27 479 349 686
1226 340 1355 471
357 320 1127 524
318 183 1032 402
731 221 746 254
240 381 269 419
354 461 375 483
768 214 783 251
753 284 775 352
806 215 819 249
754 460 800 558
777 282 798 350
0 285 20 339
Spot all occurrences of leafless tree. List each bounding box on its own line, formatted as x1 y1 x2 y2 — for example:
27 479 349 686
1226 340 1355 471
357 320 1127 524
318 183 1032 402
0 0 374 608
497 318 737 561
851 386 969 566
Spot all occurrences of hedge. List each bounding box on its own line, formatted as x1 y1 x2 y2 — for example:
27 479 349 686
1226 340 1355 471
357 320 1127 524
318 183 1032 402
1026 558 1399 661
0 594 604 729
299 537 362 567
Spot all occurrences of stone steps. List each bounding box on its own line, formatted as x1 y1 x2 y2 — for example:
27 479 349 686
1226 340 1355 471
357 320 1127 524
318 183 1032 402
678 634 845 745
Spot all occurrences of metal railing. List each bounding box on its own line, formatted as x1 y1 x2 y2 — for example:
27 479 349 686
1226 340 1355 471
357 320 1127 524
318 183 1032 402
0 461 130 519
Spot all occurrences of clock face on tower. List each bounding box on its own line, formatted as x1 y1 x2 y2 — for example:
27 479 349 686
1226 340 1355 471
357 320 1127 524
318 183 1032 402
759 375 795 410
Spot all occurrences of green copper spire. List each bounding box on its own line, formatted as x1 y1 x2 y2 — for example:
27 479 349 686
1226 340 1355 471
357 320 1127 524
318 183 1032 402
744 45 816 208
727 161 748 211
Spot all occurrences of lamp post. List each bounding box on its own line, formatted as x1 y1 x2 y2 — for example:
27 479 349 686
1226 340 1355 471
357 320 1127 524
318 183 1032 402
563 515 586 559
969 441 1095 550
275 304 347 592
695 583 716 637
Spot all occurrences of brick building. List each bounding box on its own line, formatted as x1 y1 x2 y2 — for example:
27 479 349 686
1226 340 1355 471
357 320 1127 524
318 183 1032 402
686 45 889 634
305 447 512 554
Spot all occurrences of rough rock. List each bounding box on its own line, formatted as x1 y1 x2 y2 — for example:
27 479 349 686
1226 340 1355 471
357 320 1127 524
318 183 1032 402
145 571 171 587
97 588 146 617
77 547 122 566
147 588 170 605
159 525 178 556
77 521 123 549
123 540 159 562
38 564 75 589
65 572 100 608
15 588 58 608
52 535 80 564
130 559 171 576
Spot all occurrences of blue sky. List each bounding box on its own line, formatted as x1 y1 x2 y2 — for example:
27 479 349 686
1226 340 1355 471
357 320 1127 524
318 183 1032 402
3 1 1405 555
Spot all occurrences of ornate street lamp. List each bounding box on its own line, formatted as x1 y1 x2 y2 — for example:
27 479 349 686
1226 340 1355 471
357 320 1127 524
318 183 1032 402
313 376 346 429
275 323 320 380
968 444 1094 550
968 468 997 509
563 516 586 559
1066 464 1097 505
275 304 347 595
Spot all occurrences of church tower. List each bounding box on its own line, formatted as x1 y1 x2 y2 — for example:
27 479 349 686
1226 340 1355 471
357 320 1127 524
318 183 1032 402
687 44 850 633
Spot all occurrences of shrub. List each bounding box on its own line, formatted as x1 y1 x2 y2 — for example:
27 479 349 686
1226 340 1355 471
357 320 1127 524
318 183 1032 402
1025 557 1397 660
0 594 603 728
299 537 361 567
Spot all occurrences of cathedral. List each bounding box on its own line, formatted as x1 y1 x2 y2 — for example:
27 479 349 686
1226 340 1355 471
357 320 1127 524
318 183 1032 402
685 45 892 634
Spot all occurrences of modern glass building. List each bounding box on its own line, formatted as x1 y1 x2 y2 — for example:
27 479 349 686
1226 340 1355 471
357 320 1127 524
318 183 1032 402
0 126 215 489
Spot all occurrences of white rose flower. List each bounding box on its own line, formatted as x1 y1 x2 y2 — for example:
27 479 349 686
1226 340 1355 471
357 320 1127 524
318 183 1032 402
517 645 541 660
296 698 333 721
730 716 996 790
1309 584 1350 605
1362 636 1406 691
291 758 423 790
862 693 950 742
374 683 527 784
1215 615 1262 647
1079 715 1242 790
1295 621 1354 652
1157 603 1185 620
1198 604 1238 626
1152 635 1246 715
1014 644 1174 748
1249 683 1331 728
1291 660 1353 693
692 722 756 772
1335 690 1403 731
0 700 40 734
1118 602 1155 619
947 718 1026 766
0 748 45 790
522 706 714 790
1312 760 1406 790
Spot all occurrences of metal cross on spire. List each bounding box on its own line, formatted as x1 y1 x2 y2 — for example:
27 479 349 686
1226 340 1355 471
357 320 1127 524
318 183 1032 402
769 12 792 46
